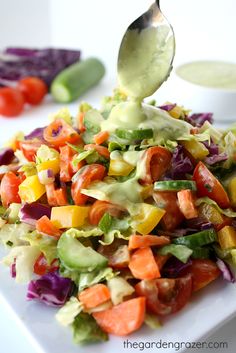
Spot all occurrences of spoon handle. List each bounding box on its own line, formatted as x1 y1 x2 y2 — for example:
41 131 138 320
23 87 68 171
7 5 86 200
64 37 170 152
155 0 160 7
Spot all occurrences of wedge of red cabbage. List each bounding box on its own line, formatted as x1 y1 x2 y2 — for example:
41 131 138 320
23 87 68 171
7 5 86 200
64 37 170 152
0 148 15 166
27 272 72 307
186 113 213 127
0 48 81 86
19 203 51 226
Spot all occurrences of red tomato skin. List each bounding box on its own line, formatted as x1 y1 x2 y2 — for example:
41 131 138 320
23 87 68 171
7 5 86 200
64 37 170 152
0 172 21 207
89 200 125 225
189 259 221 292
193 162 230 209
34 253 59 275
18 140 42 162
135 274 192 316
0 87 24 117
18 77 48 105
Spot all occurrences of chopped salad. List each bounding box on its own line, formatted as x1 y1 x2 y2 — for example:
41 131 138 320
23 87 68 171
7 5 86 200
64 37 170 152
1 90 236 344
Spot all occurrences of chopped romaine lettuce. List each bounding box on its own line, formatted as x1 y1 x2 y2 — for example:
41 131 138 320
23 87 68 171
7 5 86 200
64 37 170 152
107 276 134 305
72 313 108 344
56 296 83 326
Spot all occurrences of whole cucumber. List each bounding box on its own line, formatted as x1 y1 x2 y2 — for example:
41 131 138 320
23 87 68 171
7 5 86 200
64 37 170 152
51 57 105 103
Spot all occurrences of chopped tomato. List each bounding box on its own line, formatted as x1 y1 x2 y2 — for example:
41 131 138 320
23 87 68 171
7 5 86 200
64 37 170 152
77 112 86 133
155 254 170 270
98 239 130 269
135 274 192 316
193 162 230 208
84 144 110 159
33 253 59 276
36 215 61 238
93 297 146 336
93 131 110 145
18 140 42 162
79 284 111 310
45 183 68 206
89 200 125 225
71 164 106 205
43 119 81 148
18 77 48 105
140 146 172 184
0 87 24 117
59 145 84 182
153 191 184 230
129 247 160 280
188 259 221 292
0 171 21 207
128 234 170 250
177 189 198 219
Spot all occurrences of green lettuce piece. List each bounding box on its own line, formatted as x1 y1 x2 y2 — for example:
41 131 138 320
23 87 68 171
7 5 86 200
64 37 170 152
49 107 73 125
72 149 95 166
158 244 192 263
199 121 223 143
222 132 236 169
196 197 236 218
7 203 21 223
56 297 83 327
64 227 103 239
36 145 59 164
72 313 108 344
23 231 57 263
145 314 162 329
18 162 37 177
100 88 127 119
1 245 41 283
0 223 31 247
107 276 134 305
100 229 130 246
98 213 131 245
78 267 116 291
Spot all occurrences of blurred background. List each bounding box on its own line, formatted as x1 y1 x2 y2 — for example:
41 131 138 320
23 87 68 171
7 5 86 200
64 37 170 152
0 1 236 352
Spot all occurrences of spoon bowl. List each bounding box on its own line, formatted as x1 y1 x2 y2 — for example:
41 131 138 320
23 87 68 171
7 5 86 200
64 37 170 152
118 0 175 100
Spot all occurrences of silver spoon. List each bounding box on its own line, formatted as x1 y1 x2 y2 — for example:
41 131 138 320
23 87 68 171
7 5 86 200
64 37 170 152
118 0 175 100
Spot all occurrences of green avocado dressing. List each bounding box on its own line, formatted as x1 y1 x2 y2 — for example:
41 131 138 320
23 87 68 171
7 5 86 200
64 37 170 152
176 61 236 90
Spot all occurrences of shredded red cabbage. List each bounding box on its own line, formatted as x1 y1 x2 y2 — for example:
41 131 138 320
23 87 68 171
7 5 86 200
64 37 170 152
159 103 177 112
205 153 228 166
162 257 192 278
0 148 15 166
10 262 16 278
19 203 51 226
168 145 194 179
0 48 81 86
25 127 46 141
186 113 213 127
216 258 235 283
185 217 213 231
27 272 72 307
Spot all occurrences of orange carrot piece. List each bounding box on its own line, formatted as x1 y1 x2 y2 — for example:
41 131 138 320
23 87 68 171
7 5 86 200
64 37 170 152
93 131 110 145
77 112 86 133
93 297 146 336
84 144 110 159
79 284 111 310
177 189 198 219
36 215 61 238
129 247 161 280
128 234 170 250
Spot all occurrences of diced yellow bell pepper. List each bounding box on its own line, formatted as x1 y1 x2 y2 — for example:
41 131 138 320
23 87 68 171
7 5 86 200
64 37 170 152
108 159 134 176
228 177 236 207
19 175 46 203
132 203 166 235
36 159 60 175
198 203 224 225
181 140 209 160
51 205 91 229
218 226 236 250
169 105 183 119
141 185 153 200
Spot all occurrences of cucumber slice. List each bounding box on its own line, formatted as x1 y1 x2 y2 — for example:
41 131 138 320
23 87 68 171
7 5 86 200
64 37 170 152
58 233 108 272
173 229 217 248
191 247 211 259
115 128 153 141
51 58 105 103
154 180 197 192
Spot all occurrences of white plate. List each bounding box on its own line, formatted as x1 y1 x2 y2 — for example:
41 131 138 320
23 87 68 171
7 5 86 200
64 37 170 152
1 246 236 353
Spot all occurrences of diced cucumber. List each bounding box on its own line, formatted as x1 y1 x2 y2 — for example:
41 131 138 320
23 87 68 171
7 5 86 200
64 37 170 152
115 128 153 141
154 180 197 192
173 229 217 248
57 233 108 272
51 58 105 103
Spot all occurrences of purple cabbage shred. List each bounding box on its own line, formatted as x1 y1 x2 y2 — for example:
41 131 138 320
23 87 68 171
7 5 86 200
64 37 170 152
186 113 213 127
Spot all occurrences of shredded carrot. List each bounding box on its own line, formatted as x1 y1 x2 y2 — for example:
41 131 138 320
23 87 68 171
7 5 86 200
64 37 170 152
93 130 110 145
77 112 86 133
36 215 61 238
177 189 198 219
128 234 170 250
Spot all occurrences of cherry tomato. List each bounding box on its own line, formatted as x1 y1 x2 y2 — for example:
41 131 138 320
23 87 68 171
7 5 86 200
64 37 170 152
193 162 230 209
135 274 192 316
84 144 110 159
0 171 21 207
89 200 125 225
71 164 106 205
18 77 48 105
188 259 221 292
153 191 184 230
140 146 172 184
44 119 81 148
18 140 43 162
0 87 24 117
34 253 59 276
